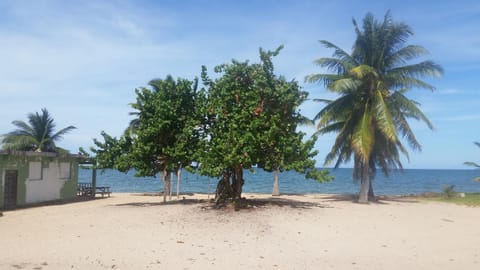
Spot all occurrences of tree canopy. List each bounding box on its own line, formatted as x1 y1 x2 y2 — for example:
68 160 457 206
92 76 201 201
306 11 443 202
2 108 76 153
197 46 329 203
91 46 330 204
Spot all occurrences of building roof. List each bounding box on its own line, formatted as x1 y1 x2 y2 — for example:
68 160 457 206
0 150 83 159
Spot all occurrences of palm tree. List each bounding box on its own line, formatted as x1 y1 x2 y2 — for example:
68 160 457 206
464 142 480 182
2 108 76 153
306 11 443 203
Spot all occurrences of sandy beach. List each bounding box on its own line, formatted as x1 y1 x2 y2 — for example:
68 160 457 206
0 193 479 270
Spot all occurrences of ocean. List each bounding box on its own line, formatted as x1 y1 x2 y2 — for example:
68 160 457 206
78 168 480 196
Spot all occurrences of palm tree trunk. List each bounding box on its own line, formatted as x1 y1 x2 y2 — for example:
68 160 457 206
358 162 369 203
368 177 376 201
272 168 280 196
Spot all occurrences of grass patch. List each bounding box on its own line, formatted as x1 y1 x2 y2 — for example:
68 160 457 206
424 193 480 206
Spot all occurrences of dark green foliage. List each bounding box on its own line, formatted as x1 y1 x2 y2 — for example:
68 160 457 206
128 76 201 176
199 46 330 203
89 47 329 203
2 108 76 153
93 76 200 176
91 132 133 172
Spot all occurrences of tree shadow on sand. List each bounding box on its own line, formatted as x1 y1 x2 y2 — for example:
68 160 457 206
112 193 421 210
244 197 330 209
112 193 330 210
321 194 421 204
113 198 209 208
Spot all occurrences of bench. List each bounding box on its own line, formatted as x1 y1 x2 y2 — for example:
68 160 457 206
77 183 93 197
95 186 111 197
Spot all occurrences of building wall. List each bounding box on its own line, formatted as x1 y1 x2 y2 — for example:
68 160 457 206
0 153 79 208
24 160 78 204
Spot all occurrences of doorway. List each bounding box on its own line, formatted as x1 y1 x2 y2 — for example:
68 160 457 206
4 170 18 209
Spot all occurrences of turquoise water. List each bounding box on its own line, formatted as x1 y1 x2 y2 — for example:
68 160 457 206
79 168 480 195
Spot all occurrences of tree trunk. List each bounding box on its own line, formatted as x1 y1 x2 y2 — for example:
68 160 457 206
236 166 243 200
231 165 243 201
162 170 171 203
176 165 182 199
91 167 97 198
368 176 376 202
167 171 172 200
272 168 280 196
215 171 233 205
215 167 244 206
161 171 166 203
358 161 369 203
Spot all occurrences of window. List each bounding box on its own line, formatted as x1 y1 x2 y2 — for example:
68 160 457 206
59 162 71 179
29 162 43 180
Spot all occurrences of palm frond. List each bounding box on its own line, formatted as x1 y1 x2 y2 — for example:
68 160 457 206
464 161 480 168
329 78 361 93
312 98 332 103
351 106 374 161
374 89 397 142
305 73 343 86
318 40 357 65
350 64 378 80
316 121 345 135
390 91 434 130
385 45 429 66
387 60 444 80
51 125 77 141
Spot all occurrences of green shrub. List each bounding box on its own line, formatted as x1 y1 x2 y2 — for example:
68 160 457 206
442 185 457 199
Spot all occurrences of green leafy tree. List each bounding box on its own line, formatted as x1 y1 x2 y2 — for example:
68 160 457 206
254 47 332 195
199 47 328 204
92 76 201 202
306 11 443 203
91 131 133 172
464 142 480 182
2 108 76 153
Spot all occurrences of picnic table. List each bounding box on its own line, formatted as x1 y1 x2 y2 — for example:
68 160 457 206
77 183 111 198
95 186 111 197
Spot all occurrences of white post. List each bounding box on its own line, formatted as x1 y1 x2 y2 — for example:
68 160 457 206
272 168 280 196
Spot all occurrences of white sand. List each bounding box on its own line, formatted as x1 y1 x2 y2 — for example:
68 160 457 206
0 193 479 270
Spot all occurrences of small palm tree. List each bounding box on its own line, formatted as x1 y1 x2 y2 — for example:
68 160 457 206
464 142 480 181
2 108 76 152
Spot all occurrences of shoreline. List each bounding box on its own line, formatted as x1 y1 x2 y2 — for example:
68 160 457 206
0 191 457 213
80 168 480 196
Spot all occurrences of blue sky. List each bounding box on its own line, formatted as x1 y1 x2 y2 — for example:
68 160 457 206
0 0 479 169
